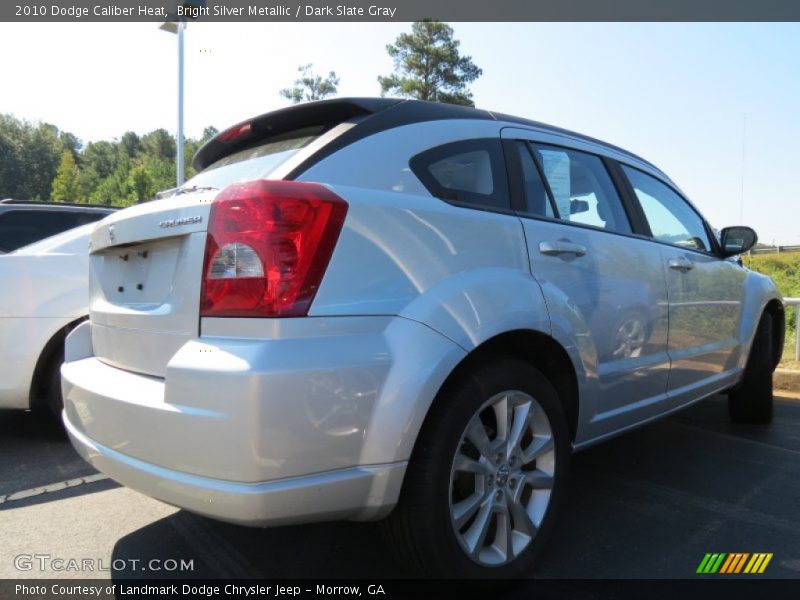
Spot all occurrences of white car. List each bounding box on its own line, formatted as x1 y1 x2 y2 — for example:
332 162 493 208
0 224 96 416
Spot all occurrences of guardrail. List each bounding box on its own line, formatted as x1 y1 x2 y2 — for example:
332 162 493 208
750 245 800 255
785 297 800 361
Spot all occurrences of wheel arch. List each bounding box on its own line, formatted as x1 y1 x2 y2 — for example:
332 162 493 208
428 329 580 444
28 316 87 412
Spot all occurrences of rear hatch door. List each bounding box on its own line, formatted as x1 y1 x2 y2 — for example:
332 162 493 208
89 194 212 377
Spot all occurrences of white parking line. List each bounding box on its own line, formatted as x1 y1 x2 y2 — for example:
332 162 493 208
0 473 110 505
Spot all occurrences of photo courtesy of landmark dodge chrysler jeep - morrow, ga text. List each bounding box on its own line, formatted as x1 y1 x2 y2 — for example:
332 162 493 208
61 99 784 577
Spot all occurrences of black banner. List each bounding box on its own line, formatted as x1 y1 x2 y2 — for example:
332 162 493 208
3 0 800 23
2 579 799 600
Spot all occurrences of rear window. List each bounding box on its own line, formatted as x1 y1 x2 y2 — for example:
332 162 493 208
0 209 107 253
183 126 325 191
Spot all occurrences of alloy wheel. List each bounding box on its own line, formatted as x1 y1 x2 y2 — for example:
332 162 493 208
448 390 555 567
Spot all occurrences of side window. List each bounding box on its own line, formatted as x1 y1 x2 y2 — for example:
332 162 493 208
410 139 510 212
622 166 713 252
516 142 555 218
531 144 632 233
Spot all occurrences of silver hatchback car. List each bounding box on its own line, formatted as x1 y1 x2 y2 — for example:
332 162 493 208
62 98 784 577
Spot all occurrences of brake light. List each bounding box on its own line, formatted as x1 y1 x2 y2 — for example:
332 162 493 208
200 180 348 318
217 121 252 143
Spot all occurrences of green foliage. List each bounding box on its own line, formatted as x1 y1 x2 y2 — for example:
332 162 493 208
0 114 80 200
745 252 800 332
119 131 140 158
280 64 340 103
140 129 176 161
81 140 118 180
378 21 482 107
0 113 218 207
51 151 82 202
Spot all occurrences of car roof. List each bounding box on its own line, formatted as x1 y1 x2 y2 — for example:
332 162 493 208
193 97 666 180
0 200 115 212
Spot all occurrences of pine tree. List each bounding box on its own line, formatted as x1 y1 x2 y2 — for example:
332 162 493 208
51 150 82 202
280 64 340 103
378 21 482 107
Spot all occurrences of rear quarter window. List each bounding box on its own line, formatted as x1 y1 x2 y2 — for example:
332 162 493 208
410 139 510 212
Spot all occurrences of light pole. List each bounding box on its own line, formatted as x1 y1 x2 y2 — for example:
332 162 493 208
159 20 186 187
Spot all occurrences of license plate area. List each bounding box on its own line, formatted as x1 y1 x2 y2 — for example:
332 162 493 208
96 237 181 306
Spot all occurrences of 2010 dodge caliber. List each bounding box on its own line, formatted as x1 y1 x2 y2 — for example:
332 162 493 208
63 98 784 577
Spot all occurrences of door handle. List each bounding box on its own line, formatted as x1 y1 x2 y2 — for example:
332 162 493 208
539 240 587 257
668 258 694 271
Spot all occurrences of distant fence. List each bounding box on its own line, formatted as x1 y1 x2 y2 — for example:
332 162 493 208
749 245 800 255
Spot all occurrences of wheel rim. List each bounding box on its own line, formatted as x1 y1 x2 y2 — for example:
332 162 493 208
449 390 555 567
612 316 646 359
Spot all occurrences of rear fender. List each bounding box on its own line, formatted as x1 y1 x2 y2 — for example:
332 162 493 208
361 268 587 464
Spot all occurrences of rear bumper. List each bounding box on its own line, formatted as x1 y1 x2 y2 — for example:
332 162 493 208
61 317 464 525
63 412 406 526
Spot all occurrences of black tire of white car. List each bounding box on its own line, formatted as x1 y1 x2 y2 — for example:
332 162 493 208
382 357 570 577
47 351 65 419
728 312 774 424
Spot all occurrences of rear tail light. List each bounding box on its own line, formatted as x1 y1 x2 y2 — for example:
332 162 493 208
200 180 348 318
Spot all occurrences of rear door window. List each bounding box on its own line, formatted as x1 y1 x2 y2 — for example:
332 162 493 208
530 144 632 234
410 139 510 212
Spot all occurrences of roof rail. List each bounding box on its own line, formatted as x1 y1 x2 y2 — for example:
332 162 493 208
0 199 114 209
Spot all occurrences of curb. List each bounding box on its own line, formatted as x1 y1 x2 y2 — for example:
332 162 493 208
774 368 800 394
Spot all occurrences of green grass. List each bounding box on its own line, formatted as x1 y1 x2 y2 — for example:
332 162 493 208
744 252 800 367
745 252 800 299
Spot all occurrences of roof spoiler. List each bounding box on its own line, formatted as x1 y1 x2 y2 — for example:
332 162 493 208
192 98 402 172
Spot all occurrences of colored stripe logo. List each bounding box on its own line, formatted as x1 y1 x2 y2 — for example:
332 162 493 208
697 553 773 574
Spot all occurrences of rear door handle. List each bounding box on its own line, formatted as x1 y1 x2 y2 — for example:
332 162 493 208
539 240 587 257
668 258 694 271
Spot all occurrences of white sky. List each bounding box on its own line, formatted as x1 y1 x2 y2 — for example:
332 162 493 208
1 22 798 244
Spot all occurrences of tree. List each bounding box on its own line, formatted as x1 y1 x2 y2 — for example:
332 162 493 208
1 113 219 206
378 21 482 107
59 131 82 156
51 150 82 202
200 126 219 144
119 131 140 158
0 116 73 200
127 164 156 204
140 129 176 160
280 64 339 103
89 156 131 206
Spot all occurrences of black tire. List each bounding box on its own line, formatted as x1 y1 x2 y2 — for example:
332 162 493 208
46 348 65 418
30 349 65 422
728 312 774 424
381 356 570 578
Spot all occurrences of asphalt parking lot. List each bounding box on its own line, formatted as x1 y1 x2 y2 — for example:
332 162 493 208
1 394 799 580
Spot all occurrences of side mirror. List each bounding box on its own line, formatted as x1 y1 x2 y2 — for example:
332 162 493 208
719 226 757 257
570 199 589 214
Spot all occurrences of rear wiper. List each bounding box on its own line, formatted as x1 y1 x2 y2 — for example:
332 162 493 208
175 185 219 196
